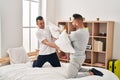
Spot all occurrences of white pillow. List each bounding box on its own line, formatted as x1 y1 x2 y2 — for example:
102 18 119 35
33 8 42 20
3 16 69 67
7 47 30 64
47 21 60 39
55 30 75 53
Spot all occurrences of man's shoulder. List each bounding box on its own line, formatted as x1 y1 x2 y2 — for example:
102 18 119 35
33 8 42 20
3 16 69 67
36 29 44 35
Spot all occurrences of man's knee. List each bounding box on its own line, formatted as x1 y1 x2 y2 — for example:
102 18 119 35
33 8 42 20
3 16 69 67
32 60 43 67
32 60 37 67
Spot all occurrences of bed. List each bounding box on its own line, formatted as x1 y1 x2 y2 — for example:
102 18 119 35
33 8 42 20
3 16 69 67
0 62 119 80
0 47 119 80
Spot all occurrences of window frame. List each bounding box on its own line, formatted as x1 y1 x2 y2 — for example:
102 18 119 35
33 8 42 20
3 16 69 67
22 0 42 52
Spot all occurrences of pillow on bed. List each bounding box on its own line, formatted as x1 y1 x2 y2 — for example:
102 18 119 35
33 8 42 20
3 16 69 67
47 21 60 39
7 47 30 64
55 30 75 53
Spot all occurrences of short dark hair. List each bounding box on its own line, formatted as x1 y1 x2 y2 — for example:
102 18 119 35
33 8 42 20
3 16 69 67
73 14 83 21
36 16 43 22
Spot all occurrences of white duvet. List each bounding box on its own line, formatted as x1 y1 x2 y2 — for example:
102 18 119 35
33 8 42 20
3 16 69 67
0 62 119 80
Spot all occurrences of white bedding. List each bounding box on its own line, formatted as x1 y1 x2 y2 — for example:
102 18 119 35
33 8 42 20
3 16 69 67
0 62 119 80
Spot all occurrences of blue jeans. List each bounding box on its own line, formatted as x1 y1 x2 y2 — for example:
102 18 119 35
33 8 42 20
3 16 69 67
33 52 61 67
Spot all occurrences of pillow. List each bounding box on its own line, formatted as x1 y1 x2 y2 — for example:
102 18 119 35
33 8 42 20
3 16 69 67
55 30 75 53
7 47 30 64
47 21 60 39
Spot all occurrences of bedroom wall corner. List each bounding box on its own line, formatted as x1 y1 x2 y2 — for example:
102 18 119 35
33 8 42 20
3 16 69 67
46 0 56 24
0 0 22 57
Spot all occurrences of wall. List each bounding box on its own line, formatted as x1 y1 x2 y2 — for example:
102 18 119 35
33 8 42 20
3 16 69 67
0 0 22 57
0 0 54 57
41 0 46 20
52 0 120 59
0 0 119 59
46 0 56 24
0 16 1 57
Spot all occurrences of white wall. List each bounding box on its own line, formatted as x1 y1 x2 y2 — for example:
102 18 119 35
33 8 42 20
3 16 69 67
0 16 1 58
0 0 22 57
46 0 56 24
55 0 120 21
41 0 46 20
48 0 120 59
0 0 119 59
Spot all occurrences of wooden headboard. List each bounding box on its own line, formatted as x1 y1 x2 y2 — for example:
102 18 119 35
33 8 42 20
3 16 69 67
0 50 39 64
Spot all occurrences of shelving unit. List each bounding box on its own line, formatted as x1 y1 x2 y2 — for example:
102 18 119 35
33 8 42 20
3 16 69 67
57 21 114 68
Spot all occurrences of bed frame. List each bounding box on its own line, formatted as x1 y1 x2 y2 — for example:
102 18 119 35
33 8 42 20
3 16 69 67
0 50 39 64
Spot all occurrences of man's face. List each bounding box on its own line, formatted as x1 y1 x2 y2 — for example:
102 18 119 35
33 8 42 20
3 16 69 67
72 19 78 29
36 20 45 29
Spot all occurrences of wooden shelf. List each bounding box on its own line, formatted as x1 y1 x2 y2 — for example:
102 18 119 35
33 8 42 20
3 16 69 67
86 49 92 52
93 36 107 38
83 62 92 66
57 21 114 69
93 63 105 68
93 51 106 53
59 58 69 62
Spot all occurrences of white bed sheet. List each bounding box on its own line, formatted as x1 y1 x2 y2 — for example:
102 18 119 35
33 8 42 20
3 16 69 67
0 62 119 80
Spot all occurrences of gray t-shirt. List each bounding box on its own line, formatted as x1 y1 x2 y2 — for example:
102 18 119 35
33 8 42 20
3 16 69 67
69 28 89 58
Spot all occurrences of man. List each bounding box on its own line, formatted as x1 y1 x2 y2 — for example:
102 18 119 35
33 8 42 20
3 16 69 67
33 16 61 67
67 14 103 78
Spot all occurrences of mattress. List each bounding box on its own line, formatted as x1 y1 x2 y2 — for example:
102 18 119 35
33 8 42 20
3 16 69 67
0 62 119 80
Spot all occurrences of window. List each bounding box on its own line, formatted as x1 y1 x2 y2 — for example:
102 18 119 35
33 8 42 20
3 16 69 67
23 0 41 52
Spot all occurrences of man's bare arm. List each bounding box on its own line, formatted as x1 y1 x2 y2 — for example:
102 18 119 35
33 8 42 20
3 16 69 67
42 39 60 51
